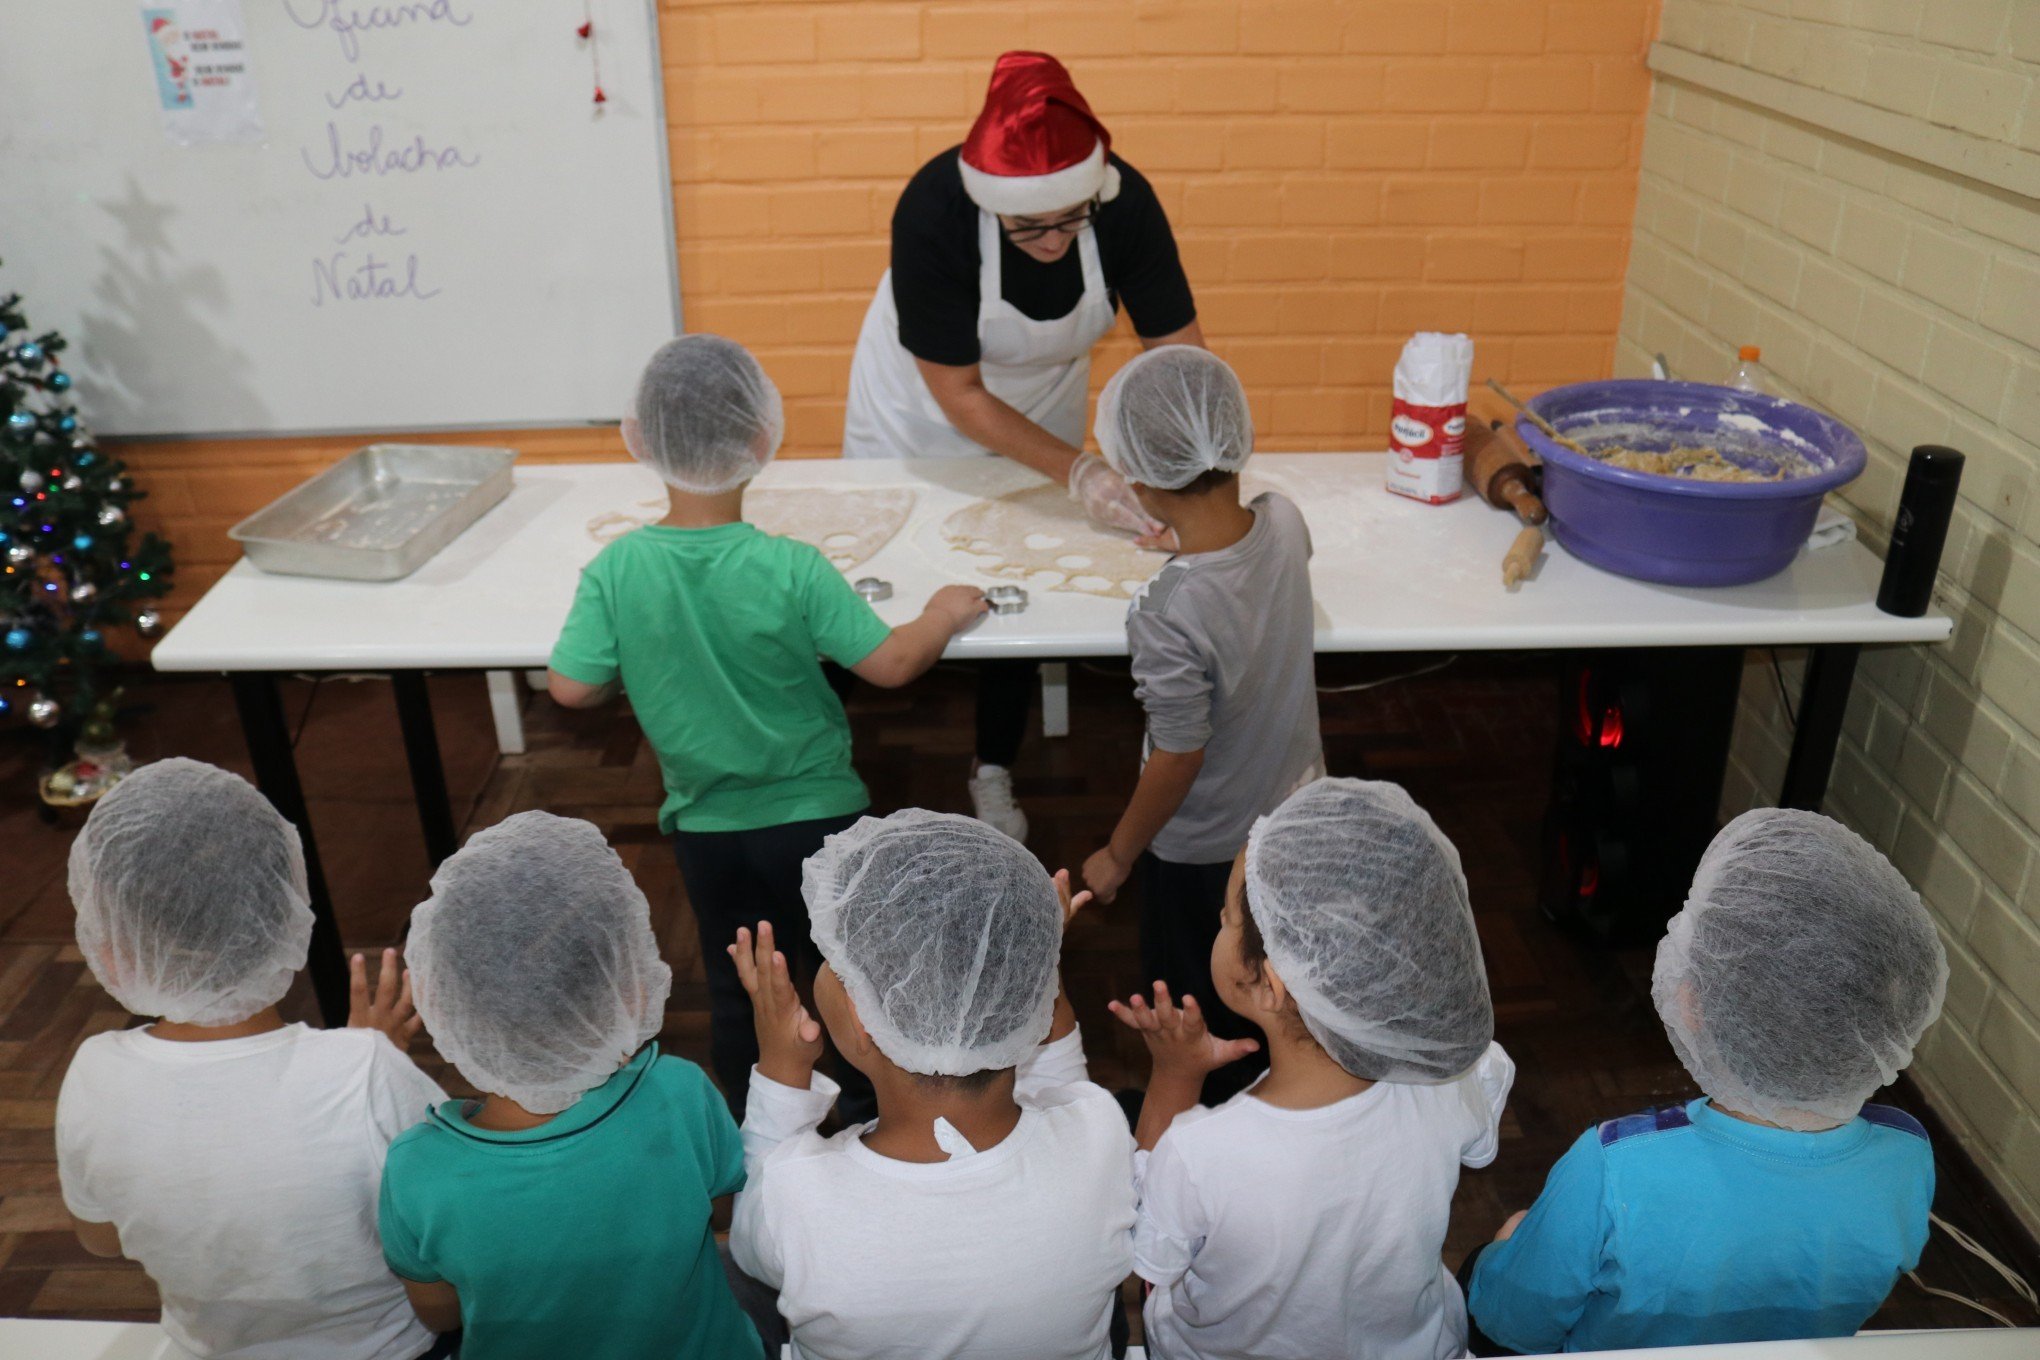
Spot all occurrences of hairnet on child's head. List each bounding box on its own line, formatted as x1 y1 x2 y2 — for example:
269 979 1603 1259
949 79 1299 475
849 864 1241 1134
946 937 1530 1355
407 811 671 1114
1653 808 1946 1131
803 809 1062 1076
69 758 313 1026
1095 345 1254 490
1243 777 1492 1083
630 334 784 494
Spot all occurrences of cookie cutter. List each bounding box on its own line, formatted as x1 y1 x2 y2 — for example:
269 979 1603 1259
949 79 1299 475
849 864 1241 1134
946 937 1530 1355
985 585 1029 615
852 577 893 602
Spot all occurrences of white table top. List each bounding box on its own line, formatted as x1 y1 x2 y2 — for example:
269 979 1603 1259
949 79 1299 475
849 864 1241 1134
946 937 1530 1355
153 455 1951 672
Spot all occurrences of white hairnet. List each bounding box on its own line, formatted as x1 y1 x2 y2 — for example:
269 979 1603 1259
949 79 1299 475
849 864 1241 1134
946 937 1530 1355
630 334 784 494
1243 777 1493 1083
69 758 312 1026
804 809 1062 1077
1095 345 1254 490
408 811 671 1114
1654 809 1946 1130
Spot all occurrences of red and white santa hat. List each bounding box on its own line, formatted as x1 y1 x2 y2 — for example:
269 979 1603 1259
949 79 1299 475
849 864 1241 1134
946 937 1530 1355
958 52 1122 217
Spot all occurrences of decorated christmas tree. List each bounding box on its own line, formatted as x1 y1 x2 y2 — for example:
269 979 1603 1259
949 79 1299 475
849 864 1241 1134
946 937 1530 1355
1 261 173 777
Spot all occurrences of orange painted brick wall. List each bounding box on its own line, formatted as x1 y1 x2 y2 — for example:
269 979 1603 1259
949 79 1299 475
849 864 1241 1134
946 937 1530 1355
115 0 1660 617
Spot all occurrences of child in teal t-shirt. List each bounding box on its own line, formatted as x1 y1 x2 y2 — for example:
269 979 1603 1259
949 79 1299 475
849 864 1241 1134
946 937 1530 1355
380 811 761 1360
548 336 985 1116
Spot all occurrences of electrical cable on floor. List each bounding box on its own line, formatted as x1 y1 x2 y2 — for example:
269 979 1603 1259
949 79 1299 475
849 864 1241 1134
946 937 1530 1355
1902 1211 2039 1327
1769 649 1798 729
1318 655 1459 694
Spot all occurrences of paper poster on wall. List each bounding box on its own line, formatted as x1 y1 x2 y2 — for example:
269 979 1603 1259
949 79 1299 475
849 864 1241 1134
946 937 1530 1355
141 1 263 144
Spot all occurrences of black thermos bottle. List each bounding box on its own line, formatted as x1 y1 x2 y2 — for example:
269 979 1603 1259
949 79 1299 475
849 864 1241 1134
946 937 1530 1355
1876 445 1964 617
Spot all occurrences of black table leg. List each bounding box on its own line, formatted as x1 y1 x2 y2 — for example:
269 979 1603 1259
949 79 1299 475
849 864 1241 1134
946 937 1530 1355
1779 643 1862 811
229 672 349 1027
392 669 460 868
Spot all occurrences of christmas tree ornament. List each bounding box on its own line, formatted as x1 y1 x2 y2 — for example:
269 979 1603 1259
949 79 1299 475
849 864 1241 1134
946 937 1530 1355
72 533 94 551
3 628 27 650
18 468 43 491
16 342 41 362
71 580 96 603
135 608 163 637
49 371 71 391
6 412 32 433
78 451 97 467
26 693 60 728
81 629 102 647
6 544 31 566
97 505 125 527
58 415 76 433
62 474 81 491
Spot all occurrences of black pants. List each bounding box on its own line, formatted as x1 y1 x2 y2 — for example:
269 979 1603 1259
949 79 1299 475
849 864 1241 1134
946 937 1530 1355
1456 1241 1521 1357
1138 851 1269 1104
976 659 1038 767
673 812 876 1123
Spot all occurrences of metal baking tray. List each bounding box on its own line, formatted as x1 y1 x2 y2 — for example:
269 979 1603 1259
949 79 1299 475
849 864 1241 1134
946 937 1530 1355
229 444 517 581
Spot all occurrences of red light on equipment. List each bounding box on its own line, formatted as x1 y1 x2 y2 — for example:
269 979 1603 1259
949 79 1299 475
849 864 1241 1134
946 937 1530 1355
1573 672 1626 750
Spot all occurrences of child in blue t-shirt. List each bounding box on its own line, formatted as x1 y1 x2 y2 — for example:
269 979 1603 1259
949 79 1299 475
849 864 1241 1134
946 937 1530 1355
379 812 763 1360
1466 808 1949 1354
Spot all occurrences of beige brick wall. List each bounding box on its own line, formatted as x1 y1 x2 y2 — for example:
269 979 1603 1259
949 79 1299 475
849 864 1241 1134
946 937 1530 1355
1619 2 2040 1230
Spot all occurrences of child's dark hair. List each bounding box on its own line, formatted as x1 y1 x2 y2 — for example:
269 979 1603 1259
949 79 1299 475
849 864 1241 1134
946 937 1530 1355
1236 877 1271 981
1168 468 1239 496
910 1068 1006 1095
1233 874 1314 1039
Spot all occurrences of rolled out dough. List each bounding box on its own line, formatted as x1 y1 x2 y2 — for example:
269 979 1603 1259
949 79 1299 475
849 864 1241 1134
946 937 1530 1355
585 488 918 571
940 478 1278 599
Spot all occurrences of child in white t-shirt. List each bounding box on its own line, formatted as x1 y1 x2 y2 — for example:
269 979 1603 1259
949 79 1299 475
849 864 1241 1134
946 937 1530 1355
1114 777 1513 1360
54 759 448 1360
729 810 1135 1360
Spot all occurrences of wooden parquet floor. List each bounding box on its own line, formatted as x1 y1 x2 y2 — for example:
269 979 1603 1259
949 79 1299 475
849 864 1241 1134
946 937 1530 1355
0 655 2034 1333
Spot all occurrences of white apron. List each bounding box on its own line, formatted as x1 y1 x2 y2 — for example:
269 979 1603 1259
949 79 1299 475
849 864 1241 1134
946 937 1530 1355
843 208 1116 458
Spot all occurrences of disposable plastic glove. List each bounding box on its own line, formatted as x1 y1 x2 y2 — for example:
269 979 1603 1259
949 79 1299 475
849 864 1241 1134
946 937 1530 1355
1069 453 1169 542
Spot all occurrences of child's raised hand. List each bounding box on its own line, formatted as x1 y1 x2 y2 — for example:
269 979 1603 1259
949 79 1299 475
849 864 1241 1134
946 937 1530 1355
730 922 823 1089
347 947 425 1053
1109 981 1259 1081
1052 869 1093 930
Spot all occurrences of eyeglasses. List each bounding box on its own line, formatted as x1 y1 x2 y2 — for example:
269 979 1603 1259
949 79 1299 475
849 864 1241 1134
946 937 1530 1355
1002 199 1100 244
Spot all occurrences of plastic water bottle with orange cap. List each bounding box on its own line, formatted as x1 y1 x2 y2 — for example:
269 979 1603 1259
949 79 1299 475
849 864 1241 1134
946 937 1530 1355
1728 344 1768 394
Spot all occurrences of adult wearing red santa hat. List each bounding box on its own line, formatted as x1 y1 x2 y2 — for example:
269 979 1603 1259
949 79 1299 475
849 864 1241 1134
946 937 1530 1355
844 51 1204 840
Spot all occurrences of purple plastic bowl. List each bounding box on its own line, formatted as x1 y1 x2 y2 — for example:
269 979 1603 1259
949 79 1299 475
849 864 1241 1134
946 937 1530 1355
1515 379 1866 588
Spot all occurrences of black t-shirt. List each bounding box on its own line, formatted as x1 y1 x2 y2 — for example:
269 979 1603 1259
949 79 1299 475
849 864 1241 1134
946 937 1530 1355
888 147 1197 367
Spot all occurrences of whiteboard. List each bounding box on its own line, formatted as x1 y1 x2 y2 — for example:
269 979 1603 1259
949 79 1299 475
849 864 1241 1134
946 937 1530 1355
0 0 680 437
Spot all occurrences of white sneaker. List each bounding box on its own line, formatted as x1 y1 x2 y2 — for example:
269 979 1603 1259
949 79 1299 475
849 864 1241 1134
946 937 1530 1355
968 764 1029 842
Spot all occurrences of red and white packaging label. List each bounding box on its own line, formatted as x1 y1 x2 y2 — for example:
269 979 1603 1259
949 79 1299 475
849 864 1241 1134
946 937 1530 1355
1386 400 1467 504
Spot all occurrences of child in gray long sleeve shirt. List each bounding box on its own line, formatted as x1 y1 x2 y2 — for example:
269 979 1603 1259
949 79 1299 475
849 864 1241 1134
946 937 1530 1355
1082 347 1323 1100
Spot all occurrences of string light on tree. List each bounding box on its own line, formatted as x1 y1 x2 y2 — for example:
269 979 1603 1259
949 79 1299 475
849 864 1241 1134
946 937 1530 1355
0 257 174 776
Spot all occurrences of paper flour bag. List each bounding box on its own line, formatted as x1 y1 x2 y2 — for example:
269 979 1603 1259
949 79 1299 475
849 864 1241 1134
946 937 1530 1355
1386 332 1474 504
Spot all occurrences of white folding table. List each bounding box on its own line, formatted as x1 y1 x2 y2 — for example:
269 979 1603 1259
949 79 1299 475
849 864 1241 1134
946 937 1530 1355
154 454 1950 1024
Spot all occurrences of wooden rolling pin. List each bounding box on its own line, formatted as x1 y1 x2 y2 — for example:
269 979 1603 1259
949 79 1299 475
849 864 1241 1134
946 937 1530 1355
1464 421 1547 526
1502 525 1543 589
1461 420 1547 589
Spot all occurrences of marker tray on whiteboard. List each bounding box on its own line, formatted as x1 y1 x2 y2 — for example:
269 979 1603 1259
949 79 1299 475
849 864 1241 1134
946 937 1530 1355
230 445 517 582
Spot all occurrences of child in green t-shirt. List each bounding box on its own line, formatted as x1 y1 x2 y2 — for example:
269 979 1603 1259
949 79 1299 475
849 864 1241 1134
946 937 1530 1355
380 811 763 1360
548 335 985 1117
